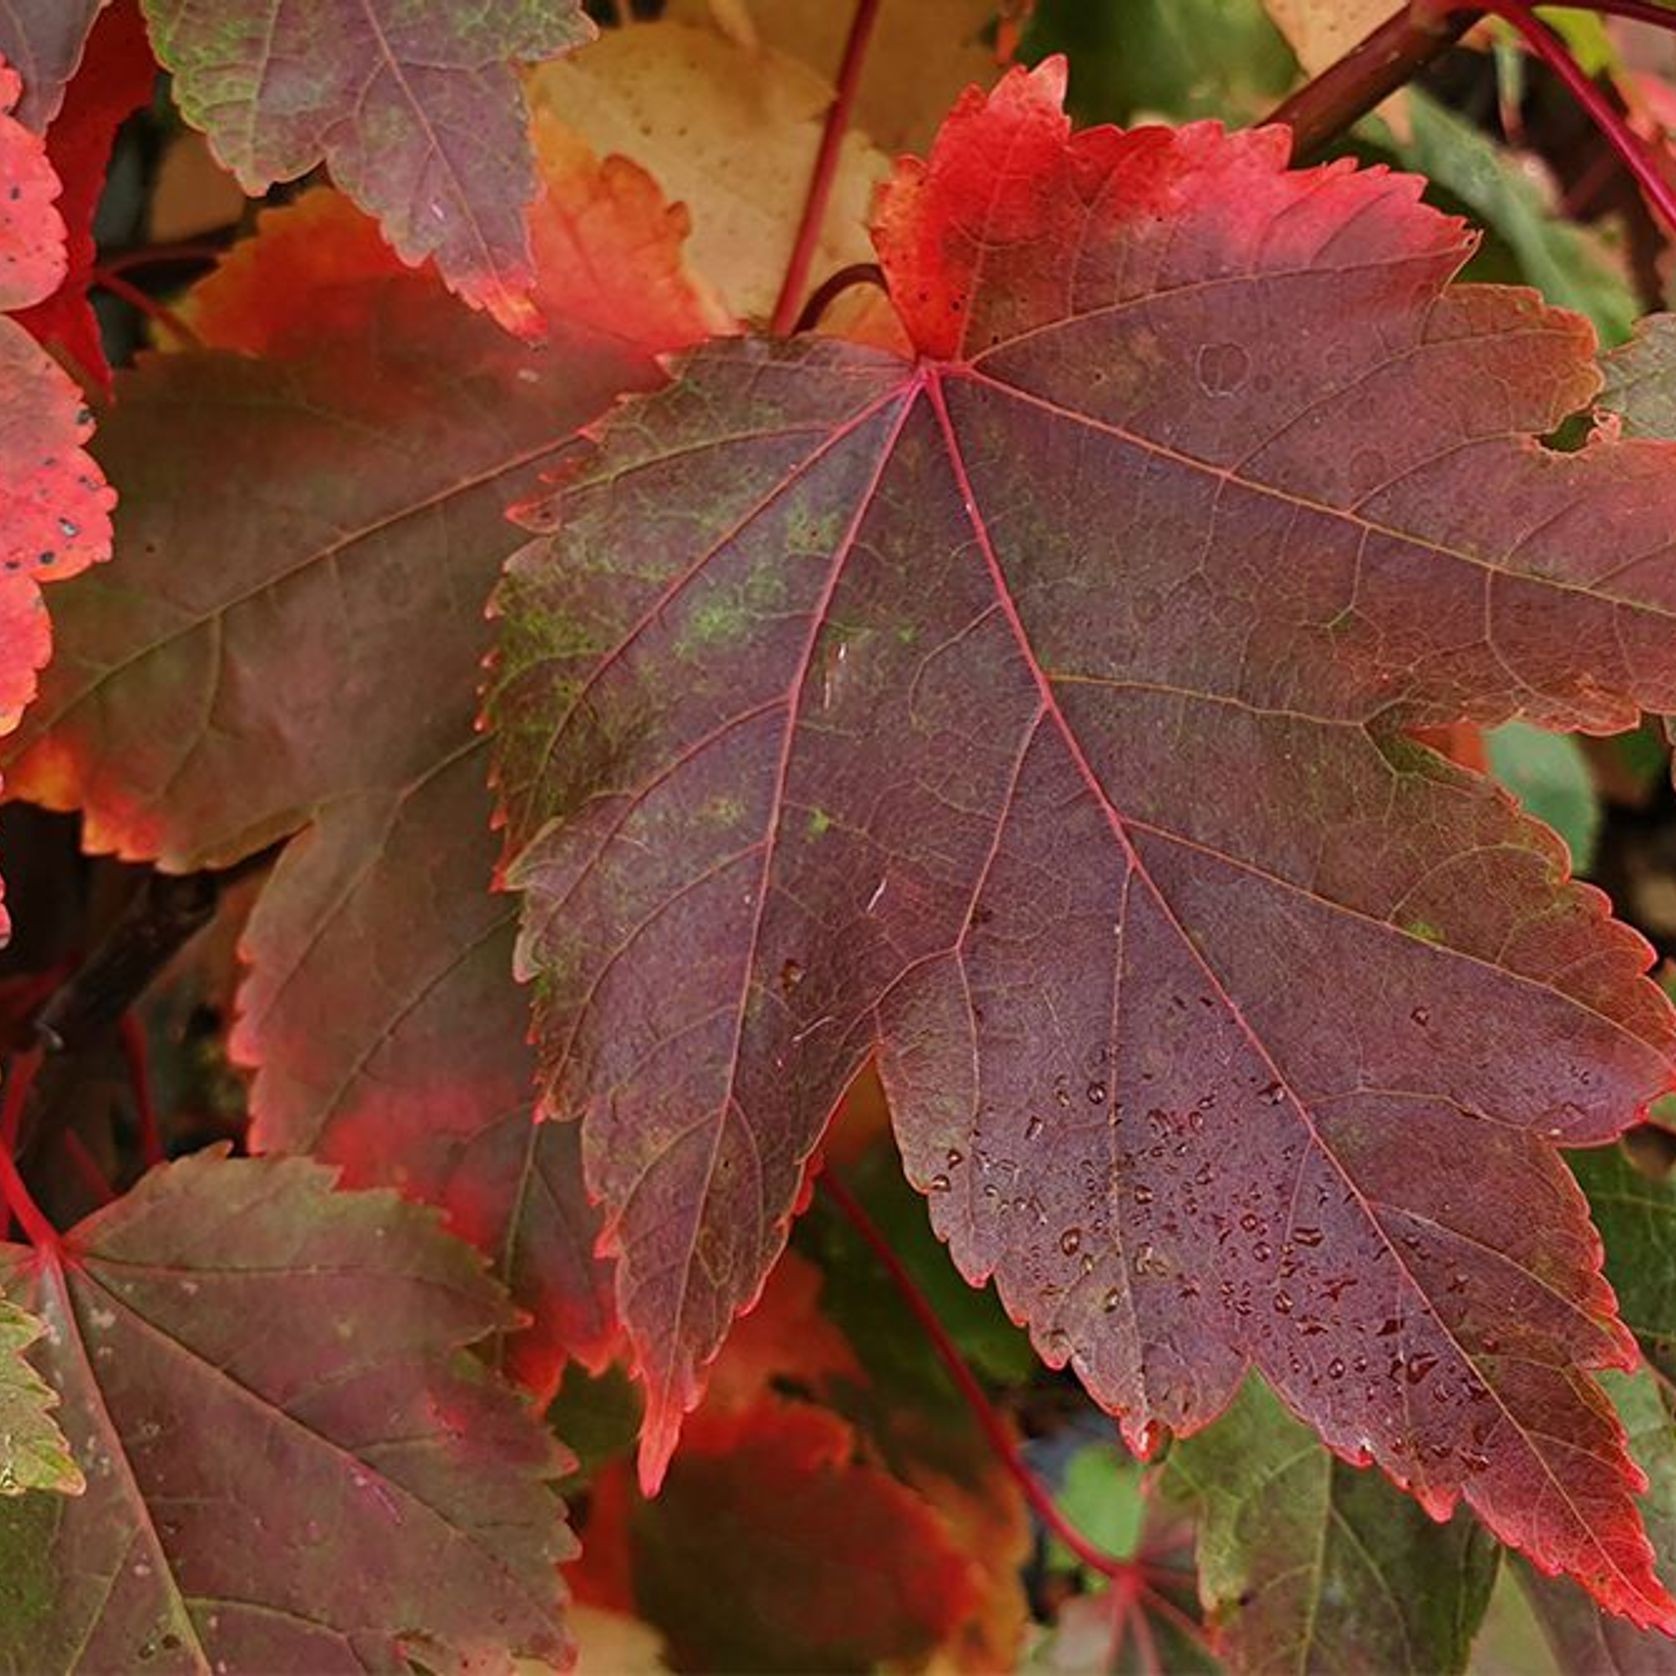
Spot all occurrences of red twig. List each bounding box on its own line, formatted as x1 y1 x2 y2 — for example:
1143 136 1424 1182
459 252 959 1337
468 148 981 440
98 240 226 276
90 269 202 348
1550 0 1676 32
118 1013 164 1169
792 261 886 335
1421 1 1676 231
769 0 885 336
59 1131 115 1207
815 1167 1137 1583
0 1053 57 1249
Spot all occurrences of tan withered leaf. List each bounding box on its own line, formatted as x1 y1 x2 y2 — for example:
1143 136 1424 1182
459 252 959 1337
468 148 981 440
526 19 889 324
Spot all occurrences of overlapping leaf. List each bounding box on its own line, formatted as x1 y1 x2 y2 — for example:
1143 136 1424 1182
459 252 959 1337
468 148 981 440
14 0 157 393
490 61 1676 1623
140 0 595 330
0 1151 571 1669
0 1298 81 1496
3 128 727 1395
0 0 104 130
1169 1375 1499 1671
0 50 115 938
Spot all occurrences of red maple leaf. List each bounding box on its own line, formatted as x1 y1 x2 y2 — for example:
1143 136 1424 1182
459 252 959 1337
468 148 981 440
489 61 1676 1624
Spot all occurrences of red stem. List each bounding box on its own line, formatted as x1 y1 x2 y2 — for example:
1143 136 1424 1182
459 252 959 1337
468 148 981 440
0 1053 57 1250
1551 0 1676 32
118 1013 164 1169
90 269 202 348
59 1131 115 1207
1424 1 1676 231
769 0 885 337
815 1167 1137 1583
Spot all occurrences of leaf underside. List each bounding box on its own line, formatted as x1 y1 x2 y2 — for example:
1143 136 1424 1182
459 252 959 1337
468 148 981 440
490 62 1676 1624
139 0 595 328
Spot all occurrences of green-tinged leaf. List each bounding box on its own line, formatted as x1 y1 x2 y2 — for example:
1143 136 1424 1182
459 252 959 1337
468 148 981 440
1168 1377 1499 1673
0 1299 81 1497
1045 1442 1144 1576
0 1151 572 1671
139 0 594 330
1467 1566 1562 1675
1603 315 1676 437
1486 722 1600 872
1397 91 1638 345
1574 1144 1676 1385
1021 0 1296 124
1515 1369 1676 1673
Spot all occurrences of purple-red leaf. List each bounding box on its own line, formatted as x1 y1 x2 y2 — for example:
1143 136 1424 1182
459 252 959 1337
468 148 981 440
3 140 726 1393
0 0 104 131
489 61 1676 1625
0 1151 572 1670
139 0 595 331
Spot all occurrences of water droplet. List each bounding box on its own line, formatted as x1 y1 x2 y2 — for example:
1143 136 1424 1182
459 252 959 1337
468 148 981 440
1087 1080 1107 1105
1405 1351 1439 1385
929 1173 950 1192
1102 1287 1122 1313
1327 1357 1346 1379
946 1148 963 1169
1259 1081 1286 1106
1252 1240 1273 1263
1195 340 1252 397
1060 1227 1082 1256
1410 1006 1431 1027
1274 1290 1294 1314
1293 1226 1323 1247
1025 1115 1044 1141
778 959 805 995
1132 1183 1154 1205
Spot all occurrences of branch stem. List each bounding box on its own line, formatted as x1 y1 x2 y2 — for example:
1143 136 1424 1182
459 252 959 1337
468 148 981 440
1436 0 1676 232
815 1167 1136 1583
770 0 884 336
0 1053 57 1249
1265 5 1475 161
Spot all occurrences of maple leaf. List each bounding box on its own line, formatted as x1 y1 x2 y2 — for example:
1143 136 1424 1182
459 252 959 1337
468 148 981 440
0 1297 81 1496
13 0 157 394
139 0 595 332
489 61 1676 1623
0 0 104 130
2 132 726 1396
0 50 115 940
0 1150 571 1669
1168 1375 1499 1670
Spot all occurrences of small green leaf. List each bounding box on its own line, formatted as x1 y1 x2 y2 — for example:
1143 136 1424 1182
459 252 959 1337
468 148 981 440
1044 1442 1145 1577
0 1301 81 1498
1486 722 1601 873
1397 91 1638 345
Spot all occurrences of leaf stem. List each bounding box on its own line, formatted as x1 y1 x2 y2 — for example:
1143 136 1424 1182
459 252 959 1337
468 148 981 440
118 1013 164 1169
59 1131 116 1206
792 261 886 334
1264 5 1476 162
814 1166 1137 1584
1439 0 1676 233
770 0 885 337
90 269 202 350
0 1052 58 1249
1553 0 1676 33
